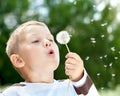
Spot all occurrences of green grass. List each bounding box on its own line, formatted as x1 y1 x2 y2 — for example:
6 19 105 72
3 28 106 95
99 85 120 96
0 85 9 92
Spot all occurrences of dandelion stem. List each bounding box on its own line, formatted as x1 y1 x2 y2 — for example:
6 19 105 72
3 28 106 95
66 78 71 95
65 44 70 53
65 44 71 96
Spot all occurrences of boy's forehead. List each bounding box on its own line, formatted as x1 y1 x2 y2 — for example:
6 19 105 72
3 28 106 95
22 24 51 34
25 24 48 31
19 24 52 39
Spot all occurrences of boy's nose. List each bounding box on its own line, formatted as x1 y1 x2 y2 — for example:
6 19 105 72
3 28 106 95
43 39 51 48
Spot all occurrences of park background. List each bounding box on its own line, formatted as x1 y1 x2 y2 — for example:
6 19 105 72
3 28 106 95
0 0 120 95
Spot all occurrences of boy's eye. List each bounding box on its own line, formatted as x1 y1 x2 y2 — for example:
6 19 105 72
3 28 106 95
48 39 54 42
32 40 39 43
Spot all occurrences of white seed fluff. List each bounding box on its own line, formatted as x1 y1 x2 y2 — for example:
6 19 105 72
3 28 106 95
56 31 70 44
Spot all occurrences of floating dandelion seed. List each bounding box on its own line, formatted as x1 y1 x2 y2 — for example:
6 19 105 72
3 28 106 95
101 87 104 90
90 37 96 44
101 22 108 26
85 56 90 61
104 65 107 68
111 47 115 52
56 30 71 52
101 34 105 38
108 7 112 10
91 40 96 43
104 54 107 58
90 37 95 41
112 74 116 77
109 62 113 67
73 1 77 5
97 73 101 77
119 51 120 54
114 57 118 60
91 19 94 22
99 56 103 59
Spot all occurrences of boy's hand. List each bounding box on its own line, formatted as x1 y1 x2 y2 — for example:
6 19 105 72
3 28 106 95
65 52 84 82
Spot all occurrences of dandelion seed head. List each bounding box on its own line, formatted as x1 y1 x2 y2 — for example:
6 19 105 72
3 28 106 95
56 31 71 44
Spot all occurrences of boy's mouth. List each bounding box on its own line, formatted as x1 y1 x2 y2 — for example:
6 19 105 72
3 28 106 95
48 49 54 55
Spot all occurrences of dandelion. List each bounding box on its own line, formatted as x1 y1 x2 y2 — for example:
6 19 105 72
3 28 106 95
56 30 71 95
56 30 71 52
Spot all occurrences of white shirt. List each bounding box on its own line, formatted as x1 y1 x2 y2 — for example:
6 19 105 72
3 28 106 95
1 80 77 96
1 70 99 96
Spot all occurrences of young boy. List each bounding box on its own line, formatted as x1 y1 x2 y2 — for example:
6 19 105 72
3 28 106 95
1 21 98 96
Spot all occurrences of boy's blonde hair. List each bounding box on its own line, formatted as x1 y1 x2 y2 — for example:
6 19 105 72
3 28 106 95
6 20 46 57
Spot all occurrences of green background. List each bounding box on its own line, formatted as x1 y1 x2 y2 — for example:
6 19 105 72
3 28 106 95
0 0 120 91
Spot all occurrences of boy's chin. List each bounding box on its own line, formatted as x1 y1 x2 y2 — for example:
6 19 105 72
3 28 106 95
53 64 59 71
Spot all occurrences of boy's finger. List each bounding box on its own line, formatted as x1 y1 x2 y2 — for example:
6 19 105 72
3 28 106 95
65 52 81 60
65 58 77 65
65 63 75 70
65 68 74 76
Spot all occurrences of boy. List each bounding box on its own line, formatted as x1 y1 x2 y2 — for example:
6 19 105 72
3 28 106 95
1 21 98 96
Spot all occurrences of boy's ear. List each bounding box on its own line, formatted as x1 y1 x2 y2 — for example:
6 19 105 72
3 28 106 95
10 54 25 68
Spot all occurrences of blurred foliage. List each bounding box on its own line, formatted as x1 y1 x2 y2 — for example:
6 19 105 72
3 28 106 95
0 0 40 84
0 0 120 90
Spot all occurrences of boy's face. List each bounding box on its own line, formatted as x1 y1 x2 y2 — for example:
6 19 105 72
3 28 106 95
18 25 60 73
